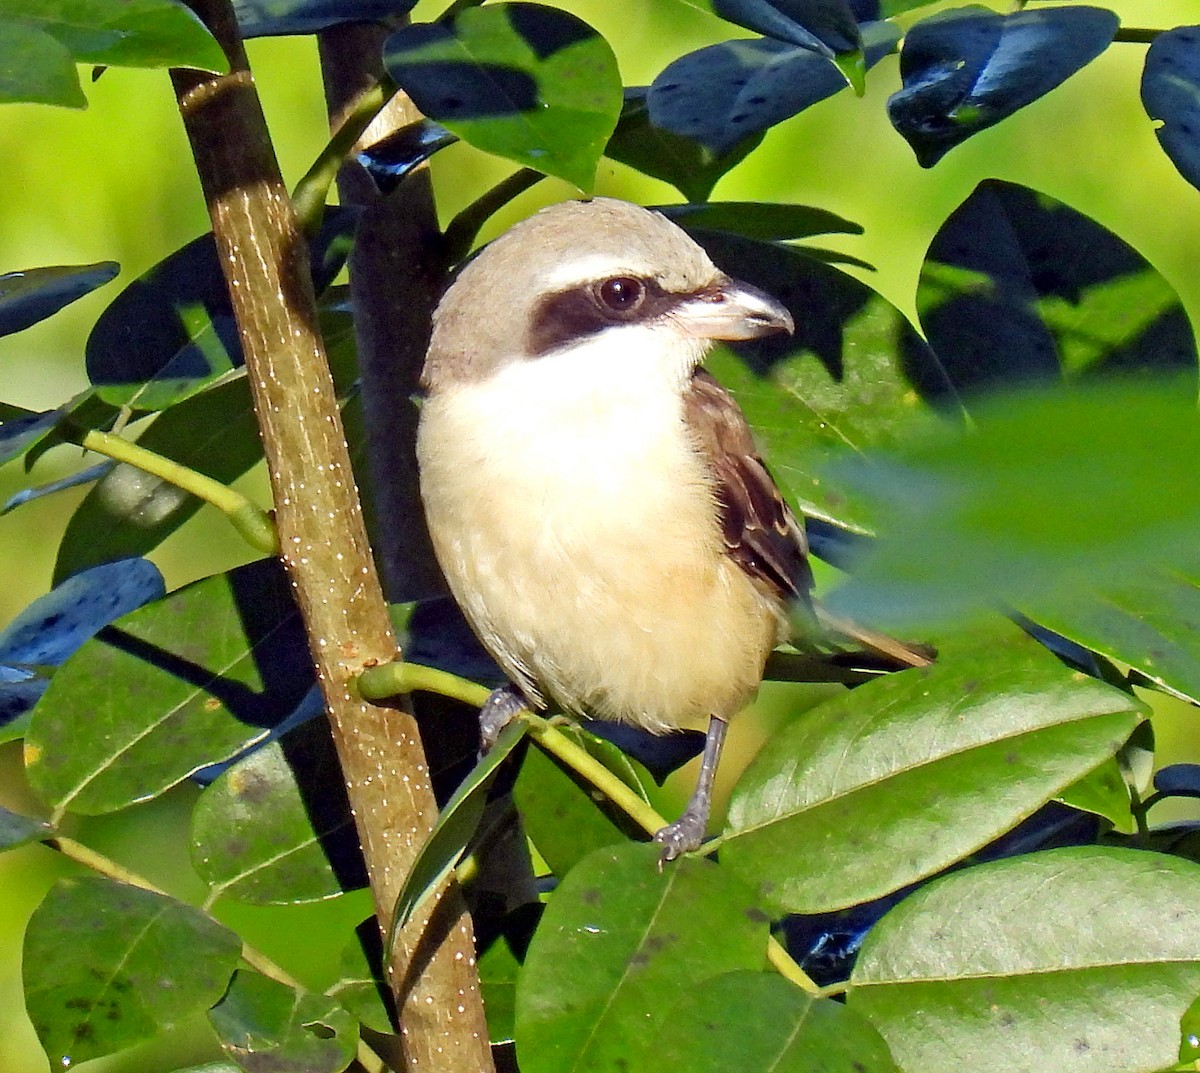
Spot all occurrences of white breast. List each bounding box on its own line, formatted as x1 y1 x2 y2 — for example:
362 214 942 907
416 330 784 732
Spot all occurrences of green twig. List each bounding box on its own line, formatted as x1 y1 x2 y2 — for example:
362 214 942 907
1114 27 1159 44
292 79 393 235
441 168 547 265
78 428 278 554
44 834 386 1072
358 661 823 996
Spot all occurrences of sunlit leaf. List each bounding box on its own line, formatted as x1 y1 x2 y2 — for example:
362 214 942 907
0 22 85 106
888 5 1118 167
24 875 241 1068
26 558 312 818
515 843 769 1073
848 847 1200 1073
383 3 622 192
720 626 1144 913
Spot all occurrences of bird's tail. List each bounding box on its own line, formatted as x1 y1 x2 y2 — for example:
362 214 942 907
813 605 936 669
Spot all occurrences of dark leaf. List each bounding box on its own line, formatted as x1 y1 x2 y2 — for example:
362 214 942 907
888 5 1119 167
0 406 69 468
354 119 458 195
0 262 118 337
383 3 622 192
848 848 1200 1073
720 626 1144 913
1154 763 1200 800
23 875 241 1068
233 0 417 37
659 199 862 241
0 804 51 852
3 461 112 514
26 558 314 818
515 843 769 1073
648 20 898 154
3 0 228 71
209 969 357 1073
604 88 763 202
675 0 862 57
1142 25 1200 194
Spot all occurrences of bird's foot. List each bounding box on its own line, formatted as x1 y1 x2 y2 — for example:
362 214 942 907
653 808 707 869
479 684 528 753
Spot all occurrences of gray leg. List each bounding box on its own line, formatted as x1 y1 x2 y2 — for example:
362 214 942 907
653 715 728 866
479 683 528 752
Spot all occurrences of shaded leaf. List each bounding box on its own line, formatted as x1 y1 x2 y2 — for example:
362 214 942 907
3 461 111 514
209 969 357 1073
353 119 458 195
826 384 1200 632
191 719 364 905
0 22 84 107
389 718 527 941
383 3 622 192
1154 763 1200 800
234 0 417 37
0 405 71 468
660 199 862 241
515 843 769 1073
24 875 241 1068
645 971 898 1072
888 5 1119 167
604 88 763 202
675 0 861 57
26 558 313 817
913 180 1198 405
720 626 1144 913
0 262 118 337
478 932 521 1044
1142 25 1200 194
848 847 1200 1073
0 804 51 851
3 0 227 71
648 20 897 155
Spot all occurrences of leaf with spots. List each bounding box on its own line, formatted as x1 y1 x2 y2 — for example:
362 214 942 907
23 875 241 1069
1143 26 1200 194
382 3 622 192
515 843 770 1073
191 718 365 905
208 969 357 1073
718 624 1145 914
26 558 313 819
848 847 1200 1073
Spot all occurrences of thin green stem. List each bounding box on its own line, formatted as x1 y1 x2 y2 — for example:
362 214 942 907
45 834 388 1072
79 429 278 553
441 168 546 265
1114 27 1159 44
292 79 393 235
358 661 823 995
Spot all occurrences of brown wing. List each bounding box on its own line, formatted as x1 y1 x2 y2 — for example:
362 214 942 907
684 368 814 605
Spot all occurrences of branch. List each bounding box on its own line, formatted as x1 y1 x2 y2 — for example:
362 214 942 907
170 4 493 1069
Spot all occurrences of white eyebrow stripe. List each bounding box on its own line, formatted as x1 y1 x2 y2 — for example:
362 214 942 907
541 253 651 289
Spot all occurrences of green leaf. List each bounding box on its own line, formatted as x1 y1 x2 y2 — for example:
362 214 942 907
0 21 85 106
388 718 527 943
26 559 313 818
644 971 899 1072
660 200 863 242
23 875 241 1068
848 847 1200 1073
478 933 520 1044
3 0 228 71
696 233 949 533
327 935 392 1035
208 969 357 1073
1056 757 1132 831
515 843 769 1073
719 626 1145 913
191 720 359 905
382 3 622 192
0 803 51 851
825 384 1200 633
54 377 263 582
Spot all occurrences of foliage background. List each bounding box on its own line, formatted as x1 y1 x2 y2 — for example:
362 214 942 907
2 1 1200 1069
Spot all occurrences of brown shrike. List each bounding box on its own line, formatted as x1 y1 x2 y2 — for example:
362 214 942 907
416 198 930 863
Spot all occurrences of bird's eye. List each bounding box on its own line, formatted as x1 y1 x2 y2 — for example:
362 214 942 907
597 276 645 313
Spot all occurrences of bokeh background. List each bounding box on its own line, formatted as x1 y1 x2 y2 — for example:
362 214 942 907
3 0 1199 1068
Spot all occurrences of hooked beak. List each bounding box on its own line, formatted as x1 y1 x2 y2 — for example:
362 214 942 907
675 275 794 341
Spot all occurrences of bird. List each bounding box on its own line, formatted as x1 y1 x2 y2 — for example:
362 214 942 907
415 197 931 864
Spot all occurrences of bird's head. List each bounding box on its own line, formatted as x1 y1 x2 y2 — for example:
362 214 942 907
422 198 793 392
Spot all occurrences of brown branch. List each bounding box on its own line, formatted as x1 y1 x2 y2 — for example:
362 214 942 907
170 5 493 1071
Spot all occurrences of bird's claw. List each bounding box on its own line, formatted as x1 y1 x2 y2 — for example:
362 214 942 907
479 684 528 753
653 810 706 869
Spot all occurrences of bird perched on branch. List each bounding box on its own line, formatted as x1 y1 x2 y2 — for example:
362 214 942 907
416 197 930 864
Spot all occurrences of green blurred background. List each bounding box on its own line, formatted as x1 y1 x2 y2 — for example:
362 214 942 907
3 0 1200 1068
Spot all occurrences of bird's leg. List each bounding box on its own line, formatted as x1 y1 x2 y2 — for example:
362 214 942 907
479 683 528 752
653 714 728 866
